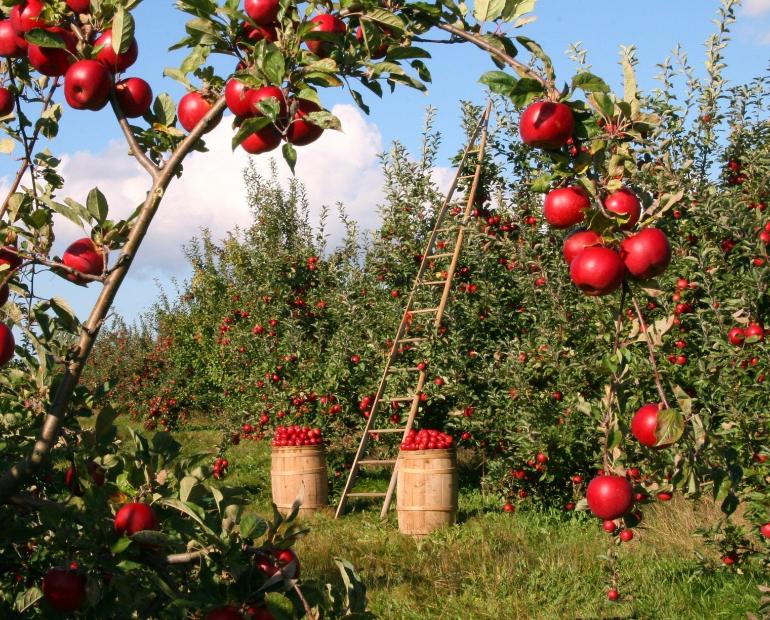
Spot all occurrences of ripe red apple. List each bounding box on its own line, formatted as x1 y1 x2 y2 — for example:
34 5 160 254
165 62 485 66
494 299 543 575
241 126 281 154
205 606 244 620
519 101 574 149
630 403 668 448
0 19 28 57
225 78 255 117
569 246 625 296
607 589 619 602
62 238 104 283
42 567 86 612
250 85 287 118
745 323 765 343
503 502 515 513
543 185 590 229
727 327 745 346
305 14 346 57
114 502 159 536
602 519 616 533
0 323 15 366
115 77 153 118
274 548 300 578
619 529 633 542
178 91 221 133
760 523 770 539
620 228 671 279
563 229 602 264
240 22 276 45
286 99 323 146
93 29 138 73
64 60 113 111
604 188 641 230
10 1 46 34
0 87 14 116
586 475 633 520
27 27 77 77
67 0 91 13
246 606 276 620
244 0 279 25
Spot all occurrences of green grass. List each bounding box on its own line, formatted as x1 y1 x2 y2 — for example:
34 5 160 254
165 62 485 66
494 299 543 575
128 423 765 619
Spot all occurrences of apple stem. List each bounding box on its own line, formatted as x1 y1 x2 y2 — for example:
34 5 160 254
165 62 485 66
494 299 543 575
629 287 671 410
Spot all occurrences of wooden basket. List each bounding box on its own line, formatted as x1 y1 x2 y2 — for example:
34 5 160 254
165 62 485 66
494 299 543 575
396 448 458 536
271 445 329 515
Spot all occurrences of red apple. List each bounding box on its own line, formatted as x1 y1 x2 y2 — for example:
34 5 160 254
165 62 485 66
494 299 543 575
241 125 281 154
519 101 574 149
745 323 765 343
10 1 46 34
244 0 280 25
586 475 633 520
62 238 104 282
286 99 323 146
619 529 633 542
64 60 113 111
563 229 602 264
0 19 28 57
246 606 276 620
67 0 91 13
93 29 139 73
503 502 515 513
760 523 770 539
604 188 641 230
607 588 619 602
178 91 221 133
0 246 21 271
543 185 590 229
27 27 77 77
569 246 625 296
630 403 667 448
0 283 9 306
225 78 255 118
274 548 300 579
620 227 671 279
205 606 244 620
42 567 86 612
250 85 287 118
115 77 153 118
0 323 15 366
305 14 346 57
240 22 276 45
114 502 159 536
727 327 745 346
0 87 14 116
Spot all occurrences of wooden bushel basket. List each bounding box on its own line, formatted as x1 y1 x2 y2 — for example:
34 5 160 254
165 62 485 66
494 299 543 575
396 448 458 536
271 445 329 515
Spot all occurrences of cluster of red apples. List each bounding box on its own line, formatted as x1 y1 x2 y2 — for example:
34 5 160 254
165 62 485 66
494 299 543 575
519 101 672 296
271 425 324 447
400 428 454 451
0 1 152 116
727 322 765 346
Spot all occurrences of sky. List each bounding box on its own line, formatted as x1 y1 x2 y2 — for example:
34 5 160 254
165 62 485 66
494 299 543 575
2 1 769 324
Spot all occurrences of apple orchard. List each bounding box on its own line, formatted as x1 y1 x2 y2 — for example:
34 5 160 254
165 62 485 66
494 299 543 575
0 0 768 617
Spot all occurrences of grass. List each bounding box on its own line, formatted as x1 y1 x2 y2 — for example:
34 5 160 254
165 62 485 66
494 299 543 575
127 422 765 619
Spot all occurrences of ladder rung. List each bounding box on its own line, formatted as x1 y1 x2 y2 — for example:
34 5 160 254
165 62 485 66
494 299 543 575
458 174 475 180
389 396 416 402
420 280 447 286
359 459 397 466
387 366 421 372
435 227 457 234
426 253 453 260
410 307 439 314
347 492 387 498
399 338 424 344
369 428 407 433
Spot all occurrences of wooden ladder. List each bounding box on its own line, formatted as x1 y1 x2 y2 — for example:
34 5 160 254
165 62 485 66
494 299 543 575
334 102 493 520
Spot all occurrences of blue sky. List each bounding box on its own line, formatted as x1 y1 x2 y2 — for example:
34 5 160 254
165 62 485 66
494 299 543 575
2 1 769 323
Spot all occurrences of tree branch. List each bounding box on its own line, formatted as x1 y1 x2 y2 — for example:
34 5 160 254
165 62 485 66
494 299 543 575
109 93 160 180
0 96 229 502
629 288 671 409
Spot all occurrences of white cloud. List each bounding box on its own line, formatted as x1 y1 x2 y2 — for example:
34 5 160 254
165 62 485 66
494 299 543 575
53 104 386 277
743 0 770 15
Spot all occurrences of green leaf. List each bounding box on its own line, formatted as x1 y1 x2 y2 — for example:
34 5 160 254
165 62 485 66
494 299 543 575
94 404 118 441
111 536 133 554
179 475 198 502
474 0 506 22
479 70 518 96
590 92 615 118
363 9 406 33
385 46 431 61
529 173 553 193
111 8 136 55
516 36 555 85
153 93 177 127
230 116 270 150
86 187 109 224
282 142 297 174
25 28 66 49
502 0 537 22
304 111 341 131
655 409 684 447
571 72 610 94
